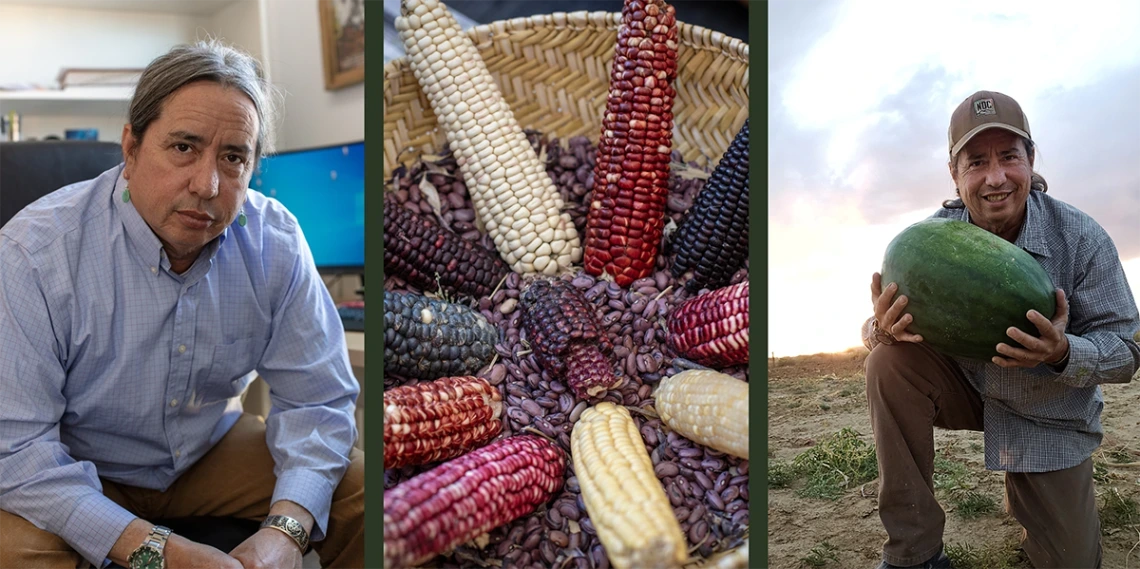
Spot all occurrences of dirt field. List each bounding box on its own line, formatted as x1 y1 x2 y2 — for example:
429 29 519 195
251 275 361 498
767 348 1140 569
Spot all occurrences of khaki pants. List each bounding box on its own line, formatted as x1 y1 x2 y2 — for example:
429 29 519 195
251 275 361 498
0 413 364 569
865 342 1101 569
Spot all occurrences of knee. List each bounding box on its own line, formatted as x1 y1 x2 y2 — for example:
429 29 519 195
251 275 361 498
332 448 364 517
865 343 916 387
0 509 82 568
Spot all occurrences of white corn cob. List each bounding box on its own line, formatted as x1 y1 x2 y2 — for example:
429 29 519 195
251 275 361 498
571 402 689 569
394 0 582 275
654 370 749 459
688 540 749 569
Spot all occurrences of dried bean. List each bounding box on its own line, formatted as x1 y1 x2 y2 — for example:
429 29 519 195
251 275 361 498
654 461 680 478
558 501 580 522
678 447 703 459
693 470 714 490
524 531 542 549
569 401 588 423
721 486 740 503
549 530 570 548
540 541 556 565
715 472 730 493
732 509 750 526
535 396 558 410
591 545 610 569
706 489 725 511
547 507 564 528
688 520 710 544
702 458 725 471
687 504 706 524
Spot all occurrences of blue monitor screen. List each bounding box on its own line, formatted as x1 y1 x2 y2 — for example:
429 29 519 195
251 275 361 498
252 141 365 272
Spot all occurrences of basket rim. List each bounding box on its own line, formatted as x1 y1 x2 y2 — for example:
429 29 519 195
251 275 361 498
383 9 749 80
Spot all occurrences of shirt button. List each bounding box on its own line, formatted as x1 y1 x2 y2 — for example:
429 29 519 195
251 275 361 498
178 345 187 354
170 399 179 407
175 450 182 458
151 267 157 274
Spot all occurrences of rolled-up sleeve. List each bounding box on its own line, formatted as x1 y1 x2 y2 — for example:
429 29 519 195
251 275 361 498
0 238 136 567
1051 234 1140 388
255 225 359 542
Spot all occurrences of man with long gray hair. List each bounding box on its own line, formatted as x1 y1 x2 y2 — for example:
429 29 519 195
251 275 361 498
0 39 363 569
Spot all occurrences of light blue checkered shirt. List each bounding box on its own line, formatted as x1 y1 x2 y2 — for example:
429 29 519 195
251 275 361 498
0 164 359 567
931 191 1140 472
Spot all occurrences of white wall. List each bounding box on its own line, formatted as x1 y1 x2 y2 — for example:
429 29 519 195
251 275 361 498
0 3 206 142
0 4 205 86
206 0 265 67
263 0 364 152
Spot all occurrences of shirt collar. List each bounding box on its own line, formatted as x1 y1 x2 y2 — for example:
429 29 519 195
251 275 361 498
111 166 232 282
960 191 1051 258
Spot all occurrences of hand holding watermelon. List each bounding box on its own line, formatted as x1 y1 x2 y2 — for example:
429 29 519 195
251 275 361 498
869 272 924 344
993 288 1071 369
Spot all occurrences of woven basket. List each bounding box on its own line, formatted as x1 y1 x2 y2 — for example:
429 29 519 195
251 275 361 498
382 10 749 180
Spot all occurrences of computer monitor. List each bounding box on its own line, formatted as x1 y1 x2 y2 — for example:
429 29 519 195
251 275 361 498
252 141 364 274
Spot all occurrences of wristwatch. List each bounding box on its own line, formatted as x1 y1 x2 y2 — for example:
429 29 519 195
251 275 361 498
261 514 310 552
127 525 172 569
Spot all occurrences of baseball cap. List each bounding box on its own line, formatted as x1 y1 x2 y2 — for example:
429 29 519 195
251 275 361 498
948 90 1031 157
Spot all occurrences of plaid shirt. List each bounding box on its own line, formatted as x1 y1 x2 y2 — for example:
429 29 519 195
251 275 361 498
867 190 1140 473
0 166 359 566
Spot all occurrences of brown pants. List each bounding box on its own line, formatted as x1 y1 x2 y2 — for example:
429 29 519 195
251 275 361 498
0 413 364 569
865 342 1101 569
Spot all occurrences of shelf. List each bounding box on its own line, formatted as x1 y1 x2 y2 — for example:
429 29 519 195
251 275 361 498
0 87 132 115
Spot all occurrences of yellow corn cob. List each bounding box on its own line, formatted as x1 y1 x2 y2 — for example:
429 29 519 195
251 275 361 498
653 370 748 459
571 402 688 569
394 0 582 275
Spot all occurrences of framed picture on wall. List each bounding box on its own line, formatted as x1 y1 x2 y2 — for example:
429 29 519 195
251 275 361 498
319 0 365 90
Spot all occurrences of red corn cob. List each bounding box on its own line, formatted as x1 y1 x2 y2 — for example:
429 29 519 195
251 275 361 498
382 376 503 469
520 279 622 399
383 193 510 300
383 434 566 569
584 0 679 287
667 281 749 368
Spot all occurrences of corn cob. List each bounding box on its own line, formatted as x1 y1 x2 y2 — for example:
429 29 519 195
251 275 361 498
383 375 503 469
384 291 499 380
697 540 749 569
571 402 688 569
383 434 566 568
520 279 621 399
653 369 748 459
394 0 581 276
383 193 510 300
667 281 749 368
670 119 750 292
583 0 680 287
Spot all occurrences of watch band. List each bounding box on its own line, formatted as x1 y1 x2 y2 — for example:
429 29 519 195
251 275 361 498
261 514 310 552
128 525 172 569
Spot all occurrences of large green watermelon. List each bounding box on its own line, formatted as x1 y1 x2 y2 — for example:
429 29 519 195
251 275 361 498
880 218 1057 361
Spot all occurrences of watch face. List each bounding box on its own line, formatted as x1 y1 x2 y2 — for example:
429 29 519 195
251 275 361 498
128 546 163 569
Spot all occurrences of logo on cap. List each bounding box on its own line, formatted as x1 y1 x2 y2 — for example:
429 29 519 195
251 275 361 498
974 99 996 116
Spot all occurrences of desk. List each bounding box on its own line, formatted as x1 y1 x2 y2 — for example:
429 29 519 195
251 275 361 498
242 331 367 450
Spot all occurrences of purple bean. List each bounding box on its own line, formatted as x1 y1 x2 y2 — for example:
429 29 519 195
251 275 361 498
549 530 570 548
693 470 714 490
654 461 680 478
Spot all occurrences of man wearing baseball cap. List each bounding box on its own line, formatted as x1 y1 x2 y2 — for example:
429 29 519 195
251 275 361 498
860 91 1140 568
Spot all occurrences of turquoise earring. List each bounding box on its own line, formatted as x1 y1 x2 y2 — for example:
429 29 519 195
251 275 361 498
121 183 131 203
237 209 247 227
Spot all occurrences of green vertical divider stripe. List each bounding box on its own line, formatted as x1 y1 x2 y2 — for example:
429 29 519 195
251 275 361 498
749 2 767 566
366 0 385 564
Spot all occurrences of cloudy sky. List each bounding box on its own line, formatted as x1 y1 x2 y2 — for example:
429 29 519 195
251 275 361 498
767 0 1140 357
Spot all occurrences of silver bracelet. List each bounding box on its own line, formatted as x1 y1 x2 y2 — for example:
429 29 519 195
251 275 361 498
261 514 310 552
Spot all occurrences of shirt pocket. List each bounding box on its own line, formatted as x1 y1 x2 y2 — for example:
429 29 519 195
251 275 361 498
194 337 267 406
